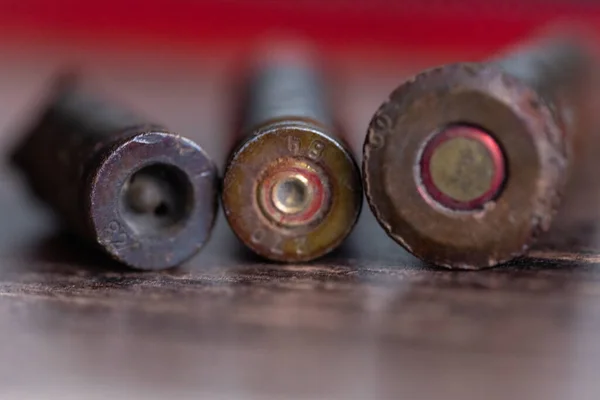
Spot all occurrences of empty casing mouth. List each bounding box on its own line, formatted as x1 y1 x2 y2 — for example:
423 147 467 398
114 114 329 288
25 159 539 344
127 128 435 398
121 163 194 235
90 131 218 270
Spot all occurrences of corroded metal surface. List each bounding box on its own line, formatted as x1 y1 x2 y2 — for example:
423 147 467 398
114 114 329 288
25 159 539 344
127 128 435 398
222 52 362 262
363 36 595 269
11 75 218 270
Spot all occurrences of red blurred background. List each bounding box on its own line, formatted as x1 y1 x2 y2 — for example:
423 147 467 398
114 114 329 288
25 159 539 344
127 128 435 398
0 0 599 162
2 0 600 56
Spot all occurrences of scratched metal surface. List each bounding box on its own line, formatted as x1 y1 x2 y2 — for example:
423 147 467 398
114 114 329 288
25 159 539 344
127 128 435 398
0 39 599 399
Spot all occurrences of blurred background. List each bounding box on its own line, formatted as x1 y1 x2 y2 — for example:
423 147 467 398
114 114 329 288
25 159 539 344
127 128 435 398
3 0 600 156
5 0 600 53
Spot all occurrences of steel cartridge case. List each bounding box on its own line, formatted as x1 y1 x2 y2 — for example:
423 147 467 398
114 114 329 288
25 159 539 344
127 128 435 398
11 75 218 270
363 34 596 269
222 49 362 262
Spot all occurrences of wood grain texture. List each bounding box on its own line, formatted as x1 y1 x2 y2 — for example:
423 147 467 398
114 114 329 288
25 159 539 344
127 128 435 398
0 40 599 400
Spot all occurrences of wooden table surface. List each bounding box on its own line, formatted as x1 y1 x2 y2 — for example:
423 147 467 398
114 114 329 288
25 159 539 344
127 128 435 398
1 39 600 400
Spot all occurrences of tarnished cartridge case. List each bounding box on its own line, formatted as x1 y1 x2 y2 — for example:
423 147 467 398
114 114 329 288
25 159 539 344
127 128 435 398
363 35 595 269
222 50 362 262
11 75 218 270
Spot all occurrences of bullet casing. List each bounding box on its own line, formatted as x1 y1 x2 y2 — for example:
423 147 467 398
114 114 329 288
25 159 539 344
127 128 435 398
12 77 218 270
223 55 362 262
363 36 594 269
